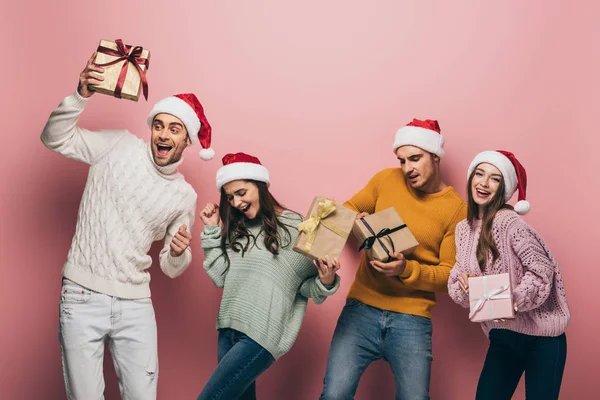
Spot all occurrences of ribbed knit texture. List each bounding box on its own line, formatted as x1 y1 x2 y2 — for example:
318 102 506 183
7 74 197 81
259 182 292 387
201 211 340 360
344 168 467 319
448 209 570 337
40 92 197 299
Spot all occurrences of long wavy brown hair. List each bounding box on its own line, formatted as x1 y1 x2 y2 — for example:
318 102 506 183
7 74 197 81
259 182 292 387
219 180 295 269
467 168 513 269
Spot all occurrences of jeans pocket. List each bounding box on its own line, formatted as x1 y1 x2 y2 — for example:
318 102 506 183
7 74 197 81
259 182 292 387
345 298 362 308
60 283 92 304
407 313 433 328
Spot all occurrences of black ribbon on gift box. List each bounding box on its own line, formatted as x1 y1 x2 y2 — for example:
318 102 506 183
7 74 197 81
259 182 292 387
358 218 407 262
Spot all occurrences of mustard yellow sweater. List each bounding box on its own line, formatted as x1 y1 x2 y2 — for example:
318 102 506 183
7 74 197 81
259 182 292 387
344 168 467 319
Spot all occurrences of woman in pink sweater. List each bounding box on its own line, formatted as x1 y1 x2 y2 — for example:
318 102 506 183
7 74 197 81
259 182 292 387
448 150 570 400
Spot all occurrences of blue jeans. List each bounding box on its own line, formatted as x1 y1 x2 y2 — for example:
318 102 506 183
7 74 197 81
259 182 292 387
320 299 433 400
476 329 567 400
197 328 275 400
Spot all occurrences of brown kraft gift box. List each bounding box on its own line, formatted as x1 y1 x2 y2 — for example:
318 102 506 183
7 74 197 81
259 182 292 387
293 196 357 260
352 207 419 262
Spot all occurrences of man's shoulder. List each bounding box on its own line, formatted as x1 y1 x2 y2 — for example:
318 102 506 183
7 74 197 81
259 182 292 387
427 185 466 211
120 130 143 146
424 187 468 228
371 167 405 188
441 184 465 201
175 178 198 204
102 130 142 154
375 167 402 179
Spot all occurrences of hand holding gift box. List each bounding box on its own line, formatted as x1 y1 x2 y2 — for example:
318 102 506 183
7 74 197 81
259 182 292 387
293 196 357 260
352 207 419 262
468 273 515 322
89 39 150 101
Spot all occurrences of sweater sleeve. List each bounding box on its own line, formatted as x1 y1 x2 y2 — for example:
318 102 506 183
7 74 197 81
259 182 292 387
447 222 471 308
343 169 388 213
159 195 196 278
400 204 467 293
40 91 124 165
508 218 555 313
200 225 229 288
299 273 341 305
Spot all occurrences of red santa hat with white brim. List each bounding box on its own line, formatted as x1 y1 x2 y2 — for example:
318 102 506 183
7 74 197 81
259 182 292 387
147 93 214 160
216 152 270 192
392 118 445 158
467 150 530 215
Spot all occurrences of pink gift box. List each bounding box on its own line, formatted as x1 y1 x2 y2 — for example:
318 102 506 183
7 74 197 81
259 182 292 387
468 273 514 322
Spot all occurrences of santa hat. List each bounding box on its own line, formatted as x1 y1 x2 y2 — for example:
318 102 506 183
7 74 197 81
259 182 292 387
467 150 530 215
147 93 214 160
392 118 445 158
216 152 270 192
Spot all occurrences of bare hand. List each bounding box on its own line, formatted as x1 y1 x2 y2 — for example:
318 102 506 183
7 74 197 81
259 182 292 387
356 212 369 220
170 224 192 257
200 203 220 226
313 256 341 287
458 272 477 294
77 53 105 98
370 252 406 277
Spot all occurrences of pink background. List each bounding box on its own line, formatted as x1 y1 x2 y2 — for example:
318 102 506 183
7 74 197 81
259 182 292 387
1 1 598 398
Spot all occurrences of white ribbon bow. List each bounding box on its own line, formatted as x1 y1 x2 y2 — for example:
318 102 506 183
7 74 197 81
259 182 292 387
469 277 511 320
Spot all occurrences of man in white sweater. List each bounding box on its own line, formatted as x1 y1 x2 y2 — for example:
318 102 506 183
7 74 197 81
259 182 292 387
41 54 213 399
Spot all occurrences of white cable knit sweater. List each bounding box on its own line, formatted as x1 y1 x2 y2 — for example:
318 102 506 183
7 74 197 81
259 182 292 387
41 91 197 298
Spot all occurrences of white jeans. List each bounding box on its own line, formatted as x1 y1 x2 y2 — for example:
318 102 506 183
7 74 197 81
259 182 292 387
59 279 158 400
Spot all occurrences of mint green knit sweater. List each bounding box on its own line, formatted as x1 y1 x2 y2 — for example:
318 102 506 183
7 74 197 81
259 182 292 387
201 211 340 360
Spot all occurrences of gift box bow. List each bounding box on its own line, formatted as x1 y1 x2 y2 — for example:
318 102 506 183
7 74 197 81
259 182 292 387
95 39 150 100
469 279 511 320
357 218 407 262
297 199 350 252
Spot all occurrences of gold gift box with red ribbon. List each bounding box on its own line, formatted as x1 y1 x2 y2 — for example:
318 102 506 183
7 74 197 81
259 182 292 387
89 39 150 101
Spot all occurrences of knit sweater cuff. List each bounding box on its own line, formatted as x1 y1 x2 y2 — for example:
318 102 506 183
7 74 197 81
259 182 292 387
203 225 221 233
168 249 190 265
201 225 222 248
316 274 340 295
400 260 416 279
68 90 90 109
162 248 192 278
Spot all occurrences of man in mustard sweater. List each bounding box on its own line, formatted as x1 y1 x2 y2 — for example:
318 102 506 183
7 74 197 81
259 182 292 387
320 119 467 400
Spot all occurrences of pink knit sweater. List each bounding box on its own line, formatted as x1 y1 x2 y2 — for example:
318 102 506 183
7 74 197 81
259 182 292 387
448 209 570 337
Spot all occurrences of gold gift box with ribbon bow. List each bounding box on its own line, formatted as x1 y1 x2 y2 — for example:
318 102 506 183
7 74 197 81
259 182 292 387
352 207 419 262
293 196 357 260
89 39 150 101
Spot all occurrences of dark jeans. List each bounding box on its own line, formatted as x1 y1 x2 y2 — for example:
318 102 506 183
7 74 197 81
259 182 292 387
476 329 567 400
197 328 275 400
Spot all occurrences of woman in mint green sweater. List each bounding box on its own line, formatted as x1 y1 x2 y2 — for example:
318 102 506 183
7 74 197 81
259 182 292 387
197 152 341 400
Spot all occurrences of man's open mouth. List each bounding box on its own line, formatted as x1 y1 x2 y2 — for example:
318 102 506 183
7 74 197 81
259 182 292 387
156 144 173 156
